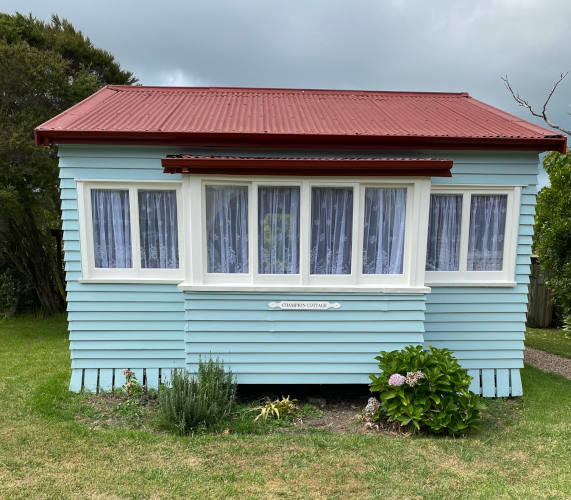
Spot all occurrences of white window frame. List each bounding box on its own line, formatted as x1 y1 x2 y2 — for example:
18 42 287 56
77 180 184 282
424 185 520 287
180 175 431 293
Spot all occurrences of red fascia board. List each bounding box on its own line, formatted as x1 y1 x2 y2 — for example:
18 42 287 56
161 156 453 177
34 129 567 153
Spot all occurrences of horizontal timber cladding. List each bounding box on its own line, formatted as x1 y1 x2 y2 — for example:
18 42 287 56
424 153 539 397
59 147 186 392
184 292 427 384
58 145 538 394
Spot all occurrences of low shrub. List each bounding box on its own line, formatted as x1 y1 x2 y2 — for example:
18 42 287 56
158 360 236 434
252 396 299 423
121 369 143 397
369 345 486 435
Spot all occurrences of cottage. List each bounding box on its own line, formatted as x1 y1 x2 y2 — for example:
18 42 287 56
35 86 567 397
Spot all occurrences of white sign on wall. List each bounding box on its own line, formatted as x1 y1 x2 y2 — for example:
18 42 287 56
267 301 341 310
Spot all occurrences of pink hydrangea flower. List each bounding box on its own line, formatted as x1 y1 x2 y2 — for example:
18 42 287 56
388 373 406 386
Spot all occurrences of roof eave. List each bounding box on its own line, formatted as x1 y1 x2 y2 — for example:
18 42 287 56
34 129 567 153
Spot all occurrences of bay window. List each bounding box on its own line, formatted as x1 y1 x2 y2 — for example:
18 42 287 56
425 186 519 286
190 177 429 291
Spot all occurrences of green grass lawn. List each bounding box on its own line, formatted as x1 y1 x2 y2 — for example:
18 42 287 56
1 315 570 499
525 327 571 358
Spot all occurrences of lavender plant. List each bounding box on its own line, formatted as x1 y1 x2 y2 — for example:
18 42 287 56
158 360 236 435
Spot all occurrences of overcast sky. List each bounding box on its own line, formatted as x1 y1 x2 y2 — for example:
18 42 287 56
5 0 570 184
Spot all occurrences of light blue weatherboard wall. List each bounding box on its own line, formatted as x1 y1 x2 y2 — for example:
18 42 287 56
424 151 538 397
60 145 186 392
59 146 537 396
184 293 426 384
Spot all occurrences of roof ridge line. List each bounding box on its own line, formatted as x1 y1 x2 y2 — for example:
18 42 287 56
107 85 471 97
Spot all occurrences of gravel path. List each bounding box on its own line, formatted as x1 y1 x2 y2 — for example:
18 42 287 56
524 347 571 379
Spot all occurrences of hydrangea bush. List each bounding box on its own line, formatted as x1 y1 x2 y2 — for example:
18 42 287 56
369 345 486 434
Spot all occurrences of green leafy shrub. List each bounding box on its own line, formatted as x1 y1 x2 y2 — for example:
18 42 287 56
158 360 236 434
534 151 571 330
369 345 486 434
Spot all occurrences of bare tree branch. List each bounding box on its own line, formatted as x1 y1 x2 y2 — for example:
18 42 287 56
502 72 570 136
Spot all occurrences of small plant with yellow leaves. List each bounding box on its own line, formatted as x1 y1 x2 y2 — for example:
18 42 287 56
252 396 299 423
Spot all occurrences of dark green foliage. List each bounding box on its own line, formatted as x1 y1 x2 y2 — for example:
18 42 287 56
0 12 135 315
369 345 486 434
158 361 236 435
534 151 571 328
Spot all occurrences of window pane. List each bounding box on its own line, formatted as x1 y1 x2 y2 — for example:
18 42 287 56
363 188 407 274
258 186 300 274
425 194 462 271
467 194 507 271
205 185 249 273
138 190 179 269
91 189 132 268
310 187 353 275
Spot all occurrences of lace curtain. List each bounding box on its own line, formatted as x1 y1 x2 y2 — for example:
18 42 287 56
362 188 406 274
310 187 353 275
467 194 507 271
91 189 132 268
138 190 178 268
258 186 300 274
205 185 249 273
426 194 462 271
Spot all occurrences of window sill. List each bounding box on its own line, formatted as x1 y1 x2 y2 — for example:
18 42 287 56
78 278 184 284
177 283 431 294
425 281 517 287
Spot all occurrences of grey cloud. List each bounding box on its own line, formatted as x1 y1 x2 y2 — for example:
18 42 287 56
5 0 570 183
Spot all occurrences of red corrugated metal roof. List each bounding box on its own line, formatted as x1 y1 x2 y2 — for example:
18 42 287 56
161 155 453 177
35 86 567 152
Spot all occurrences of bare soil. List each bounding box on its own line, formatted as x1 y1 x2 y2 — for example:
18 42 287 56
294 401 365 434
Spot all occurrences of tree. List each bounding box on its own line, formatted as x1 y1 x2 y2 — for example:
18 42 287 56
0 13 136 315
534 152 571 329
502 73 570 329
502 72 570 135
